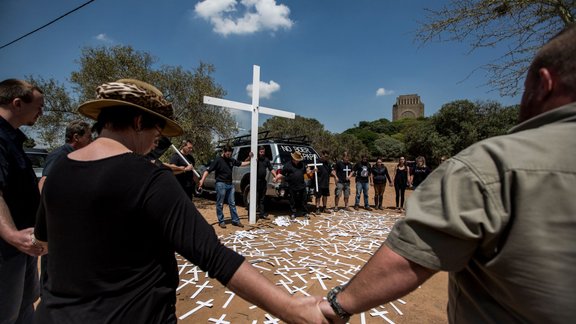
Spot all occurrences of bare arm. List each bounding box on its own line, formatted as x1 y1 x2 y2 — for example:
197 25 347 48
320 244 436 321
227 261 328 323
0 193 44 256
197 170 209 187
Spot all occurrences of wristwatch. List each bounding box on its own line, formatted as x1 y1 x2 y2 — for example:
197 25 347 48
327 285 352 321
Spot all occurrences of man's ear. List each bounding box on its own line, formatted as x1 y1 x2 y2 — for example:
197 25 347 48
133 115 143 132
537 67 554 100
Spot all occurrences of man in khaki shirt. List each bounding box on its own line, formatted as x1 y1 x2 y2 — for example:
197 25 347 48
320 24 576 323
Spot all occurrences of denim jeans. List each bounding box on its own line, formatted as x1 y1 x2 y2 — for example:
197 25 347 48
215 182 240 224
355 181 370 208
0 253 39 324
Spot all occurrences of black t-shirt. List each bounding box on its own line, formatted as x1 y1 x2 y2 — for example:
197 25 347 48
206 155 241 183
0 117 40 258
170 152 196 187
35 153 244 323
334 161 353 183
371 165 391 184
257 156 273 181
316 160 332 189
282 160 307 190
353 162 371 183
411 165 431 188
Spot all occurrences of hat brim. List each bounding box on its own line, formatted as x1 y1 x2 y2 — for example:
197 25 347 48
291 153 303 161
78 99 183 137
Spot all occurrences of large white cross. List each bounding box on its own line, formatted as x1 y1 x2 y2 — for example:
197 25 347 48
308 155 323 192
204 65 295 224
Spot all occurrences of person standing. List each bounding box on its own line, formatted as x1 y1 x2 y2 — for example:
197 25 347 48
275 151 313 220
409 156 431 189
256 145 277 220
38 120 92 191
0 79 45 324
314 150 333 214
170 139 197 200
33 79 328 323
198 145 251 228
320 24 576 324
393 156 409 212
370 158 392 210
332 152 354 211
352 155 372 211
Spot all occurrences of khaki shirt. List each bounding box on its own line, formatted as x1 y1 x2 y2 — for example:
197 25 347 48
386 102 576 323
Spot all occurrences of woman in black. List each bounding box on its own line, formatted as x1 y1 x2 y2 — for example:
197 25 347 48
370 158 392 210
410 156 431 189
393 156 409 211
32 79 325 323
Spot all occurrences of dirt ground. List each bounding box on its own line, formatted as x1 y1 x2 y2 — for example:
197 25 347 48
176 174 448 324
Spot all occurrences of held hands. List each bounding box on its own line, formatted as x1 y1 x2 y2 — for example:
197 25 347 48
11 228 46 256
282 296 331 324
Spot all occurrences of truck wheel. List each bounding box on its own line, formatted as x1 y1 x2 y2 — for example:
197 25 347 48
242 184 250 208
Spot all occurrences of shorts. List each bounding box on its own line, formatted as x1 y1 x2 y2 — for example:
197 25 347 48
335 182 350 198
315 187 330 198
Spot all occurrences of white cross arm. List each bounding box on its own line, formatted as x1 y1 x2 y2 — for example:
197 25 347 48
203 96 295 119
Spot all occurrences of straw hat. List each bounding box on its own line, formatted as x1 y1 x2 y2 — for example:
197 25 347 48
291 151 303 161
78 79 183 136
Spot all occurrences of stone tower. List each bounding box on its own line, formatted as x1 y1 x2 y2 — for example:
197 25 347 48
392 94 424 121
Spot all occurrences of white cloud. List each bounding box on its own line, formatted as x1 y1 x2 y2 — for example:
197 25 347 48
376 88 395 96
246 80 280 99
194 0 293 36
94 33 114 43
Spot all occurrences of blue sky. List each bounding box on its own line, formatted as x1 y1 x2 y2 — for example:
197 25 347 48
0 0 522 134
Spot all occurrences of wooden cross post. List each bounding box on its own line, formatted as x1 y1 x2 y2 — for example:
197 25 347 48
203 65 295 224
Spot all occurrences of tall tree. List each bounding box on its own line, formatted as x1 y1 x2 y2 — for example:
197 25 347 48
31 45 236 161
416 0 575 96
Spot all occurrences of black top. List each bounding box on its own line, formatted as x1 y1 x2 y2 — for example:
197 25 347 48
34 153 244 323
42 143 74 177
170 152 196 188
371 165 392 184
394 166 409 190
334 161 353 183
316 159 332 189
353 161 371 183
411 165 431 188
0 117 40 259
205 155 242 183
257 156 273 181
282 160 307 190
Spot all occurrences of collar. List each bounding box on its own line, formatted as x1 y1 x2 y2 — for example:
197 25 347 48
510 102 576 134
0 116 27 146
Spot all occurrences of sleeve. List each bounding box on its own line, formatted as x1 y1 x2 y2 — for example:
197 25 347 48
384 158 506 272
206 158 219 173
0 139 9 191
169 153 182 166
232 159 242 167
35 198 48 241
142 170 245 285
41 151 62 177
266 159 273 171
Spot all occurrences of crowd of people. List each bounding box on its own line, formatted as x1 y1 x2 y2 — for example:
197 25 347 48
1 22 575 323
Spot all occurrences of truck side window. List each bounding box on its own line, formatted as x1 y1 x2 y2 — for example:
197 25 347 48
237 147 251 162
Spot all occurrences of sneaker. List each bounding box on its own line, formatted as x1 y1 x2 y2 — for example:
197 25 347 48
365 206 373 211
218 223 226 229
260 214 270 220
232 222 244 228
344 206 353 212
290 214 296 220
322 207 330 214
378 206 384 210
354 206 360 211
304 213 310 220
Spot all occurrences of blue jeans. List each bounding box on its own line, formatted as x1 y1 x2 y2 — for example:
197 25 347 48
355 182 370 208
215 182 240 224
0 253 39 324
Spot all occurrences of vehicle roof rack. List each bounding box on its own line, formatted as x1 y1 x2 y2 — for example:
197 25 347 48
217 131 311 147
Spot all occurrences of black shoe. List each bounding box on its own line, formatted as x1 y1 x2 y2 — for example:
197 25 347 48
232 222 244 228
304 213 310 219
290 214 296 220
218 223 226 229
260 214 270 220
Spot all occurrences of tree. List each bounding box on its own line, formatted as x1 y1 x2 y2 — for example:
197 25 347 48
373 135 405 160
30 45 236 162
332 133 369 163
416 0 575 96
403 119 452 165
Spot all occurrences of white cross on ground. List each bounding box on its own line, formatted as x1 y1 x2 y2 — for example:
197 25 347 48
208 314 230 324
370 308 394 324
204 65 296 224
176 278 196 292
190 281 213 299
179 299 214 320
222 291 236 309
